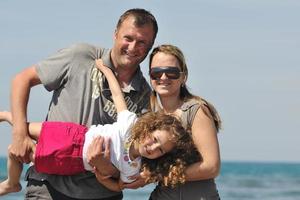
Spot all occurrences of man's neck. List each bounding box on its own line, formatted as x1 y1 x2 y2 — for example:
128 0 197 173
115 67 137 88
110 51 138 87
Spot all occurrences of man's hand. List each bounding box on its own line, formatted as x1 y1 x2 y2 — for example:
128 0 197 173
86 136 118 176
93 166 111 182
122 173 147 189
10 133 35 164
94 166 122 192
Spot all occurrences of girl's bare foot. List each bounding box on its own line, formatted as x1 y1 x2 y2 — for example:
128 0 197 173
0 111 12 125
0 179 22 196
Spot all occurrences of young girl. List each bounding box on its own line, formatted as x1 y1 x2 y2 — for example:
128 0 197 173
0 59 193 195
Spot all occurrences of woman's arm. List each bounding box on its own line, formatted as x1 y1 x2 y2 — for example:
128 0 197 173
184 106 221 181
95 59 127 113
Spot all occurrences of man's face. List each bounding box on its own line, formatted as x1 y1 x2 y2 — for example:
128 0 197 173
111 16 155 70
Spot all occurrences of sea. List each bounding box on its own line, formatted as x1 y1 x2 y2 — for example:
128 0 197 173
0 158 299 200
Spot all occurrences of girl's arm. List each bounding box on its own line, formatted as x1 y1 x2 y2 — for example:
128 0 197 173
95 59 127 113
0 110 42 142
184 107 221 181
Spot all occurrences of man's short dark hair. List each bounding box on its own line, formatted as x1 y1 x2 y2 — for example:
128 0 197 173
116 8 158 42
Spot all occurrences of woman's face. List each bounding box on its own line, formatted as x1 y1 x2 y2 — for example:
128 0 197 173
150 52 185 98
138 129 175 159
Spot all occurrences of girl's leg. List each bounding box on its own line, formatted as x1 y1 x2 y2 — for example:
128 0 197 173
0 111 12 125
0 145 22 195
0 111 42 140
0 111 42 195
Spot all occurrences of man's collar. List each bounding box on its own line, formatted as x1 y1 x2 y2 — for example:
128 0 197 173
101 50 114 71
101 50 145 92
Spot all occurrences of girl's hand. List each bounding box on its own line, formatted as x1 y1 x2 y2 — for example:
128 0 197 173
95 59 109 72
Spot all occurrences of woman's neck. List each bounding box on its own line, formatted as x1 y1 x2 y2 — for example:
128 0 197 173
160 96 183 114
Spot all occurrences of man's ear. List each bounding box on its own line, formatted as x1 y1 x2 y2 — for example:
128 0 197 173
113 29 118 40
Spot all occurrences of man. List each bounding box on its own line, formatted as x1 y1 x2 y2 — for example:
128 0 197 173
9 8 158 200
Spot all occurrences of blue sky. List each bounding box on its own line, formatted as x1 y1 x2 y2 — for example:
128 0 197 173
0 0 299 162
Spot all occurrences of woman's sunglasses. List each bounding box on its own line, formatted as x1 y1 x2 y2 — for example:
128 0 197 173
149 67 183 80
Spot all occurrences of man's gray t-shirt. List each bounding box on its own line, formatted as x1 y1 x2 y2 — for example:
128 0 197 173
28 43 151 199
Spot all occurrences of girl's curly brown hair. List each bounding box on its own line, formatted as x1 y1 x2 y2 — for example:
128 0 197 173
130 111 197 187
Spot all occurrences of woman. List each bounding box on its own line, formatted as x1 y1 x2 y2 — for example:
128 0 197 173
148 44 222 200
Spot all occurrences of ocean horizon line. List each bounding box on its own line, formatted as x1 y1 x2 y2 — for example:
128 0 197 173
0 156 299 165
221 160 300 165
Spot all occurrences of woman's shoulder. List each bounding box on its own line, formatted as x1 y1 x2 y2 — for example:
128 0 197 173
181 98 202 112
182 97 221 132
180 98 202 129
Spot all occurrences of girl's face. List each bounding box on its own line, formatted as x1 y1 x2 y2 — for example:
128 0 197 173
138 129 175 159
150 52 185 98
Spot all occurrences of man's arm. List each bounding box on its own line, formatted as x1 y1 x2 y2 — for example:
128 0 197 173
10 66 41 163
93 167 123 192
